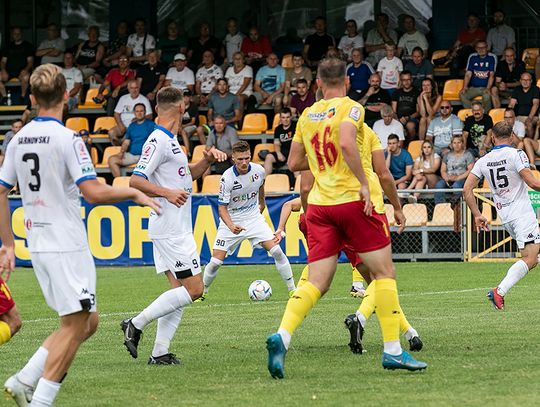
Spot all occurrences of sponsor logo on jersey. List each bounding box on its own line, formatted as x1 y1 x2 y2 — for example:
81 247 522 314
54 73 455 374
81 164 95 174
135 163 146 171
307 111 328 121
140 143 156 163
74 139 91 164
349 106 360 121
175 260 184 268
26 197 47 207
232 180 242 190
172 147 182 154
148 138 157 143
178 166 187 176
232 191 257 202
327 107 336 119
25 219 32 230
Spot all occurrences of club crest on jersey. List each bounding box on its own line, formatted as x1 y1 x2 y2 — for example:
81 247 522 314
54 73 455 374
327 107 336 119
349 106 361 121
140 143 156 163
232 180 242 190
74 139 91 164
250 173 260 183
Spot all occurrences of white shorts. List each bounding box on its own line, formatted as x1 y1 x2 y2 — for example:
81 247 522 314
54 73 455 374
213 217 274 255
152 234 201 278
504 214 540 249
121 152 141 166
31 249 96 316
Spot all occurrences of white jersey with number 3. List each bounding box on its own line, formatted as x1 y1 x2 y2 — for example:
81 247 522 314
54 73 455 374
0 117 97 252
471 145 534 224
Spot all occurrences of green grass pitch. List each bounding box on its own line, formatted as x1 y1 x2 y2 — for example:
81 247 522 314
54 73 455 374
2 262 540 406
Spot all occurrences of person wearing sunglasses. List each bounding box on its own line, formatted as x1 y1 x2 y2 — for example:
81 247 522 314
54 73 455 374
426 102 463 156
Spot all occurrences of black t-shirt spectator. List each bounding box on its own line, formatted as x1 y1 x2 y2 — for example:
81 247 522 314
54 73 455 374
463 114 493 149
361 89 392 125
274 122 296 158
187 36 221 69
182 102 199 126
3 41 34 77
136 62 167 96
495 60 526 84
511 86 540 117
304 34 334 62
392 88 419 118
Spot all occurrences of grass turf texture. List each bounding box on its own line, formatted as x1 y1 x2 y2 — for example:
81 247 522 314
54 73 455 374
2 262 540 406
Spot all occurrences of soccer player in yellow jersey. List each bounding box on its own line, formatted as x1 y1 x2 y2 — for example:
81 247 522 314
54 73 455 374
266 58 427 378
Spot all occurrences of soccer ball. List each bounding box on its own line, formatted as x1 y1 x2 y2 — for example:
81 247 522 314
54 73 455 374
248 280 272 301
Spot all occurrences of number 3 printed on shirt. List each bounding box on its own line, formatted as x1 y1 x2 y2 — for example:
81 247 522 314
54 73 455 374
310 126 337 171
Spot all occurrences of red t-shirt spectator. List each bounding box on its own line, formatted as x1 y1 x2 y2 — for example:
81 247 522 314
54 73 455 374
458 29 486 46
105 68 136 90
241 36 272 59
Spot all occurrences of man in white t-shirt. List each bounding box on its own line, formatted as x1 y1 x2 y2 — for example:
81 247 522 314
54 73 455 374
61 51 83 111
109 79 153 145
377 44 403 93
373 105 405 148
464 121 540 311
165 53 195 93
195 51 223 106
337 20 364 62
222 18 244 66
126 18 156 66
397 15 428 61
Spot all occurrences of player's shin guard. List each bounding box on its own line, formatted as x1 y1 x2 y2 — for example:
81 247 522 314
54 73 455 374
498 259 529 296
203 257 223 294
297 265 309 288
269 245 296 291
0 321 11 345
153 308 184 357
374 278 402 355
30 378 61 407
17 346 48 388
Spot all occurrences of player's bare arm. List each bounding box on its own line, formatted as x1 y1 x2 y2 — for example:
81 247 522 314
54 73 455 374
130 174 188 208
274 198 302 242
218 204 245 235
0 185 15 276
288 141 310 172
258 185 266 213
519 167 540 192
189 147 228 180
463 174 489 233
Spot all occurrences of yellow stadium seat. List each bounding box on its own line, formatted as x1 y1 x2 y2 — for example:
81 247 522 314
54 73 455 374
537 78 540 89
93 116 117 133
238 113 268 135
427 203 454 226
281 54 294 69
252 143 275 164
201 174 221 193
90 147 98 165
482 202 501 225
78 88 108 109
192 180 199 193
488 108 505 124
294 174 301 192
384 203 395 226
402 203 428 226
191 145 206 163
265 174 290 193
522 48 539 70
442 79 464 101
65 117 89 133
532 170 540 180
95 146 121 171
265 113 280 133
112 176 131 188
457 108 472 122
407 140 423 160
96 176 107 185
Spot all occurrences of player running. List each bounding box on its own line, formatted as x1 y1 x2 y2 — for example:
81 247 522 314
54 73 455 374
463 121 540 310
266 58 427 379
201 140 296 299
0 64 159 407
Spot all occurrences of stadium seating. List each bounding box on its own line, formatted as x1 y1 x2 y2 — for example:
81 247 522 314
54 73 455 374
192 180 199 193
402 203 428 226
252 143 275 164
66 117 89 133
191 145 206 163
431 49 450 76
442 79 463 102
522 48 539 70
264 174 290 193
90 147 98 165
112 176 130 188
407 140 423 160
457 108 472 121
427 203 454 226
266 113 280 133
384 203 395 226
488 108 505 124
201 174 221 193
95 146 121 173
281 54 294 69
92 117 116 142
238 113 268 135
77 88 107 109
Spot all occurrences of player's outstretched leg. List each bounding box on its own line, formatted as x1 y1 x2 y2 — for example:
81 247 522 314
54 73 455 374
297 265 309 288
267 244 296 296
200 257 224 301
488 258 531 310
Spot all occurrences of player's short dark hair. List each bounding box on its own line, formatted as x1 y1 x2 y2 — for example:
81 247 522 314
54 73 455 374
317 58 346 88
156 86 183 109
232 140 250 154
387 134 399 142
30 64 66 109
492 121 513 139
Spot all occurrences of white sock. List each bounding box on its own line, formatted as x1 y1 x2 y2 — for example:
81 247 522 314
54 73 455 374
498 259 529 296
17 346 48 388
29 378 61 407
203 257 223 294
269 245 296 291
352 281 364 290
277 328 291 350
355 311 367 328
152 308 184 357
383 340 402 356
404 327 419 341
132 286 192 330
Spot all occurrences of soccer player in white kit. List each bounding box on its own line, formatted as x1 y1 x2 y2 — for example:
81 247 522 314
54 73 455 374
463 121 540 310
121 86 227 364
201 140 296 298
0 64 159 407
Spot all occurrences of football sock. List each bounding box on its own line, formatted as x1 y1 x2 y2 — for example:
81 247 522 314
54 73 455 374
297 265 309 288
152 308 184 357
374 278 402 356
404 327 419 341
30 378 61 407
132 286 192 330
269 245 296 291
497 259 529 296
203 257 223 294
18 346 48 388
0 321 11 345
278 281 321 349
352 267 364 288
357 281 376 326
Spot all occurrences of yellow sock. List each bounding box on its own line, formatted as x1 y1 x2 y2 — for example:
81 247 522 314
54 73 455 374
358 281 376 319
279 281 321 335
399 305 412 335
297 265 309 288
374 278 401 343
0 321 11 345
351 267 363 284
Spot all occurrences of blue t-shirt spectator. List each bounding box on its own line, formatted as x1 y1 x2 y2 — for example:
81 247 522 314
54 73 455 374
125 119 155 155
466 52 497 88
255 65 286 92
347 61 374 92
385 148 414 180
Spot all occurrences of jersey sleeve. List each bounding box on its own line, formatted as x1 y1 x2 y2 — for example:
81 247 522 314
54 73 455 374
0 143 17 189
133 135 165 179
65 136 97 186
217 173 232 205
340 100 365 129
514 149 530 173
470 159 483 179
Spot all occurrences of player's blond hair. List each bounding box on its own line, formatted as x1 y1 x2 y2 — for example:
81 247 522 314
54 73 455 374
156 86 183 111
317 58 346 88
30 64 66 109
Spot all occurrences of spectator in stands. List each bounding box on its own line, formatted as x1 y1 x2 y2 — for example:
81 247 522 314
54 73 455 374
252 53 286 112
434 135 474 204
109 79 153 145
225 51 253 112
358 72 391 127
392 70 420 142
181 90 205 150
221 18 244 67
303 16 335 69
240 26 272 72
397 15 428 62
459 40 496 110
418 77 441 139
290 78 315 118
108 103 154 178
462 101 493 157
284 52 312 106
374 105 405 148
385 133 413 189
206 115 239 174
136 49 166 104
406 140 441 201
126 18 156 67
75 25 105 81
195 50 223 107
337 19 364 63
208 78 241 127
94 54 136 115
364 13 398 68
377 44 403 94
404 47 433 90
36 23 65 65
491 47 525 109
263 107 295 175
426 101 463 156
188 22 221 70
158 20 188 66
346 48 374 101
0 26 34 100
61 51 83 112
486 107 525 151
0 119 23 167
164 53 195 93
508 72 539 138
487 10 515 59
447 13 486 76
273 27 304 58
103 21 129 69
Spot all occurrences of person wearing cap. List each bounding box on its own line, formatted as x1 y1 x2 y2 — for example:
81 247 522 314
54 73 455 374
164 53 195 93
77 128 93 155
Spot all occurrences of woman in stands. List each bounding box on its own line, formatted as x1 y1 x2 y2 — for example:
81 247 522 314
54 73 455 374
417 77 441 139
406 140 441 201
